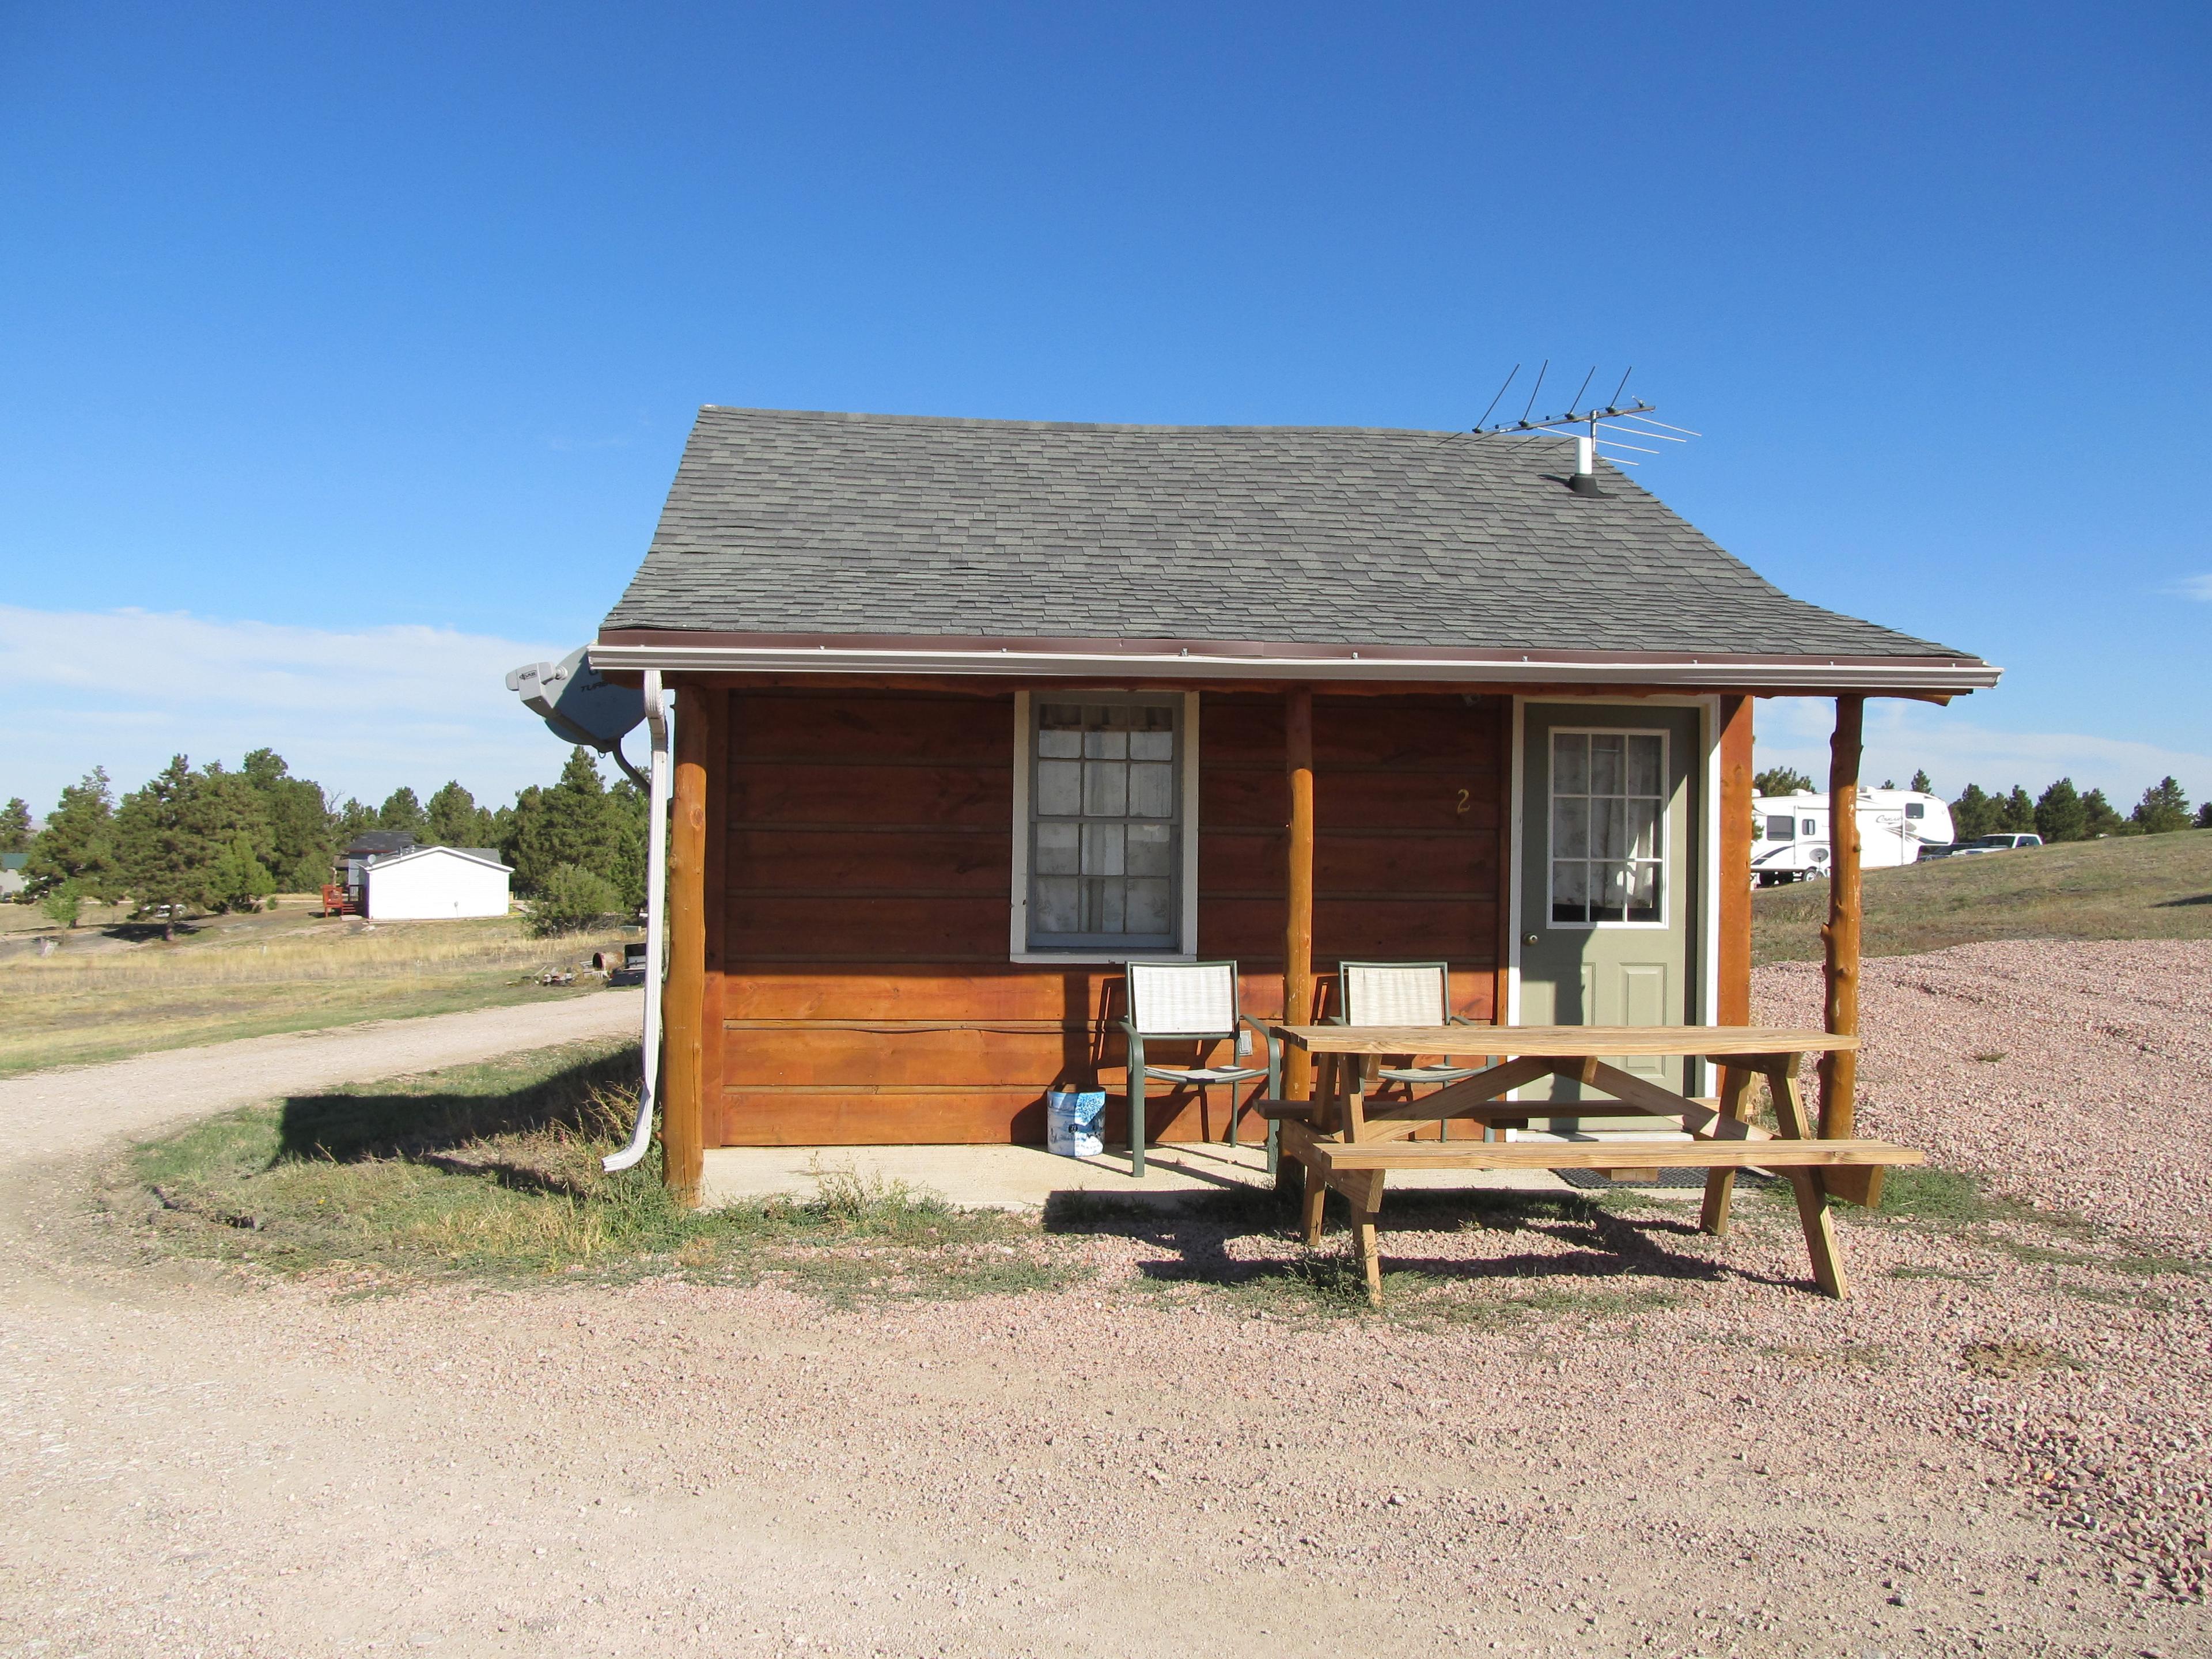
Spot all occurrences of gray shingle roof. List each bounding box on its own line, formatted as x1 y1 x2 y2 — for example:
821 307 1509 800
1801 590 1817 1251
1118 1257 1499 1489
602 406 1978 663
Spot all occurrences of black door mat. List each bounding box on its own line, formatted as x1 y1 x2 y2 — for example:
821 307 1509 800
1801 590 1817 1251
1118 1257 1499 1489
1556 1166 1779 1191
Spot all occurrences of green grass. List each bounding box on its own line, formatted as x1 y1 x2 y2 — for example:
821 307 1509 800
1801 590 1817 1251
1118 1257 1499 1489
1858 1164 2082 1230
116 1039 1081 1306
1845 1163 2209 1283
1752 830 2212 964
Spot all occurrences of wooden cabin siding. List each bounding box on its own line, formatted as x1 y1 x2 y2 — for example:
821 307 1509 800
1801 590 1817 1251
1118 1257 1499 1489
712 685 1507 1146
1196 693 1505 1014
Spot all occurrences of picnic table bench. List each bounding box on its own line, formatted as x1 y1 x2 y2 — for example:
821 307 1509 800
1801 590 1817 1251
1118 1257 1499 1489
1262 1024 1923 1305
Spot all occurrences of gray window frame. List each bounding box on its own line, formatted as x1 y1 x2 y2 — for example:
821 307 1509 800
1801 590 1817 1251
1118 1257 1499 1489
1021 691 1186 953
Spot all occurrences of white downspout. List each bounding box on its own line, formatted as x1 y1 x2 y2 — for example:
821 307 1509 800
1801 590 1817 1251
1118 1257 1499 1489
604 673 670 1173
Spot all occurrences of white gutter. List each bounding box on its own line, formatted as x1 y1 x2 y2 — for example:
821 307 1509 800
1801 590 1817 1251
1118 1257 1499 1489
604 671 670 1173
587 641 2002 695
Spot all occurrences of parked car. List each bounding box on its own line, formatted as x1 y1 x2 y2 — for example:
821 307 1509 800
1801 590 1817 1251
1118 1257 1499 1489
1924 832 2043 859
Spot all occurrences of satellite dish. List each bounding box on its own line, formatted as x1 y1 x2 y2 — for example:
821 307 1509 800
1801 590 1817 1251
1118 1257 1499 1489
505 647 643 751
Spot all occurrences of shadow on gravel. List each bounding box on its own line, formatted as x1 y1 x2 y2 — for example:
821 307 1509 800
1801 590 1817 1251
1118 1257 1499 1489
1045 1185 1809 1301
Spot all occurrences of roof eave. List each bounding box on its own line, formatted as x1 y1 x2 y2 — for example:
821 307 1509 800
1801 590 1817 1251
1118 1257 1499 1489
589 631 2001 695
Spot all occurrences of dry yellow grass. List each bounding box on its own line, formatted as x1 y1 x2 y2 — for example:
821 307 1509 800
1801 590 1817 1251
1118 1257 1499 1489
0 910 638 1075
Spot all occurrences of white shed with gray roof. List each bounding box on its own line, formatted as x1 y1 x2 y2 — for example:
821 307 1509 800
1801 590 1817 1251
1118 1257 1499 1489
362 846 512 922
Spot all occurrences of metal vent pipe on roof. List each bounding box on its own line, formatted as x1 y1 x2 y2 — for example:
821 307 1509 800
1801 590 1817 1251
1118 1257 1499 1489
1569 431 1603 495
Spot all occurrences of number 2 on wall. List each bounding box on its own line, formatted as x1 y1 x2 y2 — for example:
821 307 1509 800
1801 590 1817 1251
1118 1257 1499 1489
1455 789 1470 815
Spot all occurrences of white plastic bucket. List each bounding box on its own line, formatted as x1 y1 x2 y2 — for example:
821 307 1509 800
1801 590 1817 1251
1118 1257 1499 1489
1046 1089 1107 1158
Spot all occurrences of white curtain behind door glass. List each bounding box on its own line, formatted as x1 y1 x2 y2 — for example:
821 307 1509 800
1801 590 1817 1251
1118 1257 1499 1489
1551 730 1665 924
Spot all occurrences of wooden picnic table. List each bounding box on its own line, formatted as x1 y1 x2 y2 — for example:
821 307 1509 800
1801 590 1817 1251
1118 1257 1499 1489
1260 1024 1923 1305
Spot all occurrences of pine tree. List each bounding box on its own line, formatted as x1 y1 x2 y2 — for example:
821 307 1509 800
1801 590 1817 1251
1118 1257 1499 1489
113 757 276 931
1753 766 1814 798
2197 801 2212 830
378 787 429 838
504 751 624 896
498 786 541 881
1950 783 1996 840
2034 778 2087 843
241 748 336 890
2131 777 2192 835
25 768 119 900
112 757 202 930
206 835 277 911
2081 788 2126 838
331 798 379 843
1997 786 2037 834
425 781 498 849
1908 769 1933 793
0 797 31 853
604 778 650 913
38 881 85 930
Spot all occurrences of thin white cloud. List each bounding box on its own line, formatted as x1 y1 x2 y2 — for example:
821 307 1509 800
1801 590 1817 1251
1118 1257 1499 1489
1753 696 2212 803
9 603 2202 824
2171 573 2212 602
0 605 591 813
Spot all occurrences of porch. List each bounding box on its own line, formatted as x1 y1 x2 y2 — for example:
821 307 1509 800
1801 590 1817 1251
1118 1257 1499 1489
699 1139 1577 1211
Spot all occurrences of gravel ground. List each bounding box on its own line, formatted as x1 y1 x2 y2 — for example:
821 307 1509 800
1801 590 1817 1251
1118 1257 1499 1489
1 950 2207 1657
1756 940 2212 1256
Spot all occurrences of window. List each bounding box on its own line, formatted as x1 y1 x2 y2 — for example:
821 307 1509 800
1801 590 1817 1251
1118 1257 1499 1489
1904 801 1925 820
1764 815 1796 841
1550 729 1665 926
1801 818 1816 836
1018 694 1188 953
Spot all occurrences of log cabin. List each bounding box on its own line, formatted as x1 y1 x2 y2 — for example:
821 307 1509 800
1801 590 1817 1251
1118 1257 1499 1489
585 406 1999 1196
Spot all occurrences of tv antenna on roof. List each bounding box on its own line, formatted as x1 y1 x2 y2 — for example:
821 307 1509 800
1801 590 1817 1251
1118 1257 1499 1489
1453 363 1699 495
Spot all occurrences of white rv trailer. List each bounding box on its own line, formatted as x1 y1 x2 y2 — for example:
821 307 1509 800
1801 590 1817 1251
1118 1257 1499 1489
1749 788 1954 885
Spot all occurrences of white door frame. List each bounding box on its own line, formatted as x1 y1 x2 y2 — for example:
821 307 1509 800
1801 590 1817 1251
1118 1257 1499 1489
1506 694 1722 1047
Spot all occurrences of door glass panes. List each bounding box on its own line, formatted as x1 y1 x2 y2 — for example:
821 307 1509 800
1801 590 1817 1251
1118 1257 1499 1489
1551 730 1665 924
1032 701 1179 947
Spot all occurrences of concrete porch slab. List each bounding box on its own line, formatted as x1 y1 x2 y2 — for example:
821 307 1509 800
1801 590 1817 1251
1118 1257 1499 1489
699 1141 1575 1211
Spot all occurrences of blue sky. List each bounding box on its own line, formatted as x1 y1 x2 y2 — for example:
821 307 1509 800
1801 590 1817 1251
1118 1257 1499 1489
2 2 2207 812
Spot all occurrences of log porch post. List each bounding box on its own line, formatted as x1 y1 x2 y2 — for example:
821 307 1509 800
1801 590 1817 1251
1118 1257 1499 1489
1283 685 1316 1102
663 683 712 1205
1819 695 1863 1139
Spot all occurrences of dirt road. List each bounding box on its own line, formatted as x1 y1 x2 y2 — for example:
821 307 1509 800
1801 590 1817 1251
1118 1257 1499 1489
1 964 2204 1657
0 991 645 1162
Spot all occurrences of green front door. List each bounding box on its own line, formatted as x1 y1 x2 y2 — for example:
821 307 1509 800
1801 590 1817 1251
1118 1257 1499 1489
1518 702 1703 1118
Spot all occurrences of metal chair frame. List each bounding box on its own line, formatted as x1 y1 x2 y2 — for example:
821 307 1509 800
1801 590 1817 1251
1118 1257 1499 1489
1118 959 1281 1177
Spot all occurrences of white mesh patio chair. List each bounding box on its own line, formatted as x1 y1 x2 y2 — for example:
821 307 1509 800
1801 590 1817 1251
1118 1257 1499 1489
1118 960 1280 1178
1335 960 1482 1140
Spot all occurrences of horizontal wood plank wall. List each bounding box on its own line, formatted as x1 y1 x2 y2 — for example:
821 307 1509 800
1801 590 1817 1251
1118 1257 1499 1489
716 687 1506 1146
1200 693 1505 1140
